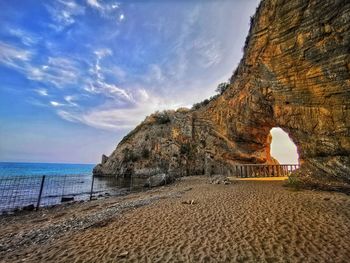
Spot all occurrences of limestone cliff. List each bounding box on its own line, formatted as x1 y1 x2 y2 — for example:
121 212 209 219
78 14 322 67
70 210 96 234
93 108 276 178
94 0 350 186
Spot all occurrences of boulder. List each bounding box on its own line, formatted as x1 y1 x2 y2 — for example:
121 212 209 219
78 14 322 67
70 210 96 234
144 173 175 188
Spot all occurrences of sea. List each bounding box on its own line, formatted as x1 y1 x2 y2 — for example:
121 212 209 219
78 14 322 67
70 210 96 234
0 162 95 177
0 162 143 214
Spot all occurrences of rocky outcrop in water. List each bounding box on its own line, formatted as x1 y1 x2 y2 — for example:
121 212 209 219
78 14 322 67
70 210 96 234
94 0 350 187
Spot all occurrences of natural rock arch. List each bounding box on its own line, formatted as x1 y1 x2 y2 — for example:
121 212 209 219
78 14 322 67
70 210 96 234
94 0 350 190
203 0 350 182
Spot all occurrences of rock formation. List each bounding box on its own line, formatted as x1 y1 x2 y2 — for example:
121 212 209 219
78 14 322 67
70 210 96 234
94 0 350 188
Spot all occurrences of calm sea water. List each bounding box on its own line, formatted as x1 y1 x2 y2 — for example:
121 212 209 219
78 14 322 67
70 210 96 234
0 162 144 214
0 162 94 177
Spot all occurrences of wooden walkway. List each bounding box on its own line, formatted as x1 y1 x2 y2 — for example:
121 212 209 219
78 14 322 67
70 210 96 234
232 164 300 178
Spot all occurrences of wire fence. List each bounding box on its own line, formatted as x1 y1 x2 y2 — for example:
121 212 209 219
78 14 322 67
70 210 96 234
0 175 146 214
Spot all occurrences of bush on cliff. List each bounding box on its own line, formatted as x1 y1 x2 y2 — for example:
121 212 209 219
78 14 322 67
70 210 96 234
154 111 171 124
215 82 230 95
191 82 229 110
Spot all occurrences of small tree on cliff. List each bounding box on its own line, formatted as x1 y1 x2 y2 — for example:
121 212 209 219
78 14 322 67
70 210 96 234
215 82 230 95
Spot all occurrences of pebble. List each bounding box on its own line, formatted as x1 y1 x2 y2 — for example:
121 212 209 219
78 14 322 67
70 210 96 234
0 190 185 254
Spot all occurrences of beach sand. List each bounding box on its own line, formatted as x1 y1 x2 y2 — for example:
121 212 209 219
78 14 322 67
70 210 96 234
0 176 349 263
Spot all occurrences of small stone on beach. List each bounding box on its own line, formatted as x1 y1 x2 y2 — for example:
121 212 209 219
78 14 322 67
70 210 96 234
182 200 196 205
117 251 129 258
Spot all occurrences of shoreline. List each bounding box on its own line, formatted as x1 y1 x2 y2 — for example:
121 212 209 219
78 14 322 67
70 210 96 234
1 176 349 262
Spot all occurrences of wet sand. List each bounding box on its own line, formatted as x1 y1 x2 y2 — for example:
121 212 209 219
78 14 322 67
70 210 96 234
0 176 349 263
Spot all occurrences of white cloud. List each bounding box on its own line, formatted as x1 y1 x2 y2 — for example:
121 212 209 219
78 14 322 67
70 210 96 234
84 81 131 102
46 0 85 31
86 0 101 9
8 28 40 46
0 41 32 71
50 101 64 107
34 88 49 96
94 48 112 59
0 52 83 89
27 56 82 87
84 48 131 102
56 89 183 130
64 95 79 106
97 81 132 101
0 41 32 62
86 0 121 20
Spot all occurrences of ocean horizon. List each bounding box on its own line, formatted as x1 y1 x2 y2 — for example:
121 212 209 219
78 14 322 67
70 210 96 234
0 162 95 177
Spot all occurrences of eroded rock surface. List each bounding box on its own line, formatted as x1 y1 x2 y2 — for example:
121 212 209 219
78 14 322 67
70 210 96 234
94 0 350 187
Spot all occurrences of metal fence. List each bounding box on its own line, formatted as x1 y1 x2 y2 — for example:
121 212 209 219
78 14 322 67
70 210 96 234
232 164 300 178
0 175 146 214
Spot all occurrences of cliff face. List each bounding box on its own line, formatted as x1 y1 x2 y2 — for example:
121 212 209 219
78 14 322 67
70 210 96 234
94 0 350 184
93 108 276 178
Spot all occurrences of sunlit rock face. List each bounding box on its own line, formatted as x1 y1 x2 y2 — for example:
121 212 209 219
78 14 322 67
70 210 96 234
94 0 350 184
93 108 276 178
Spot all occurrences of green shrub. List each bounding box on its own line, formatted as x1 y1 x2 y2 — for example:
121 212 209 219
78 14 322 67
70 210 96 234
191 82 229 110
215 82 230 95
155 111 171 124
287 175 301 190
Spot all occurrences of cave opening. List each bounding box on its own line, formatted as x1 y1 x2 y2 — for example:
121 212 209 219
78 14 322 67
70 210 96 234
270 127 299 165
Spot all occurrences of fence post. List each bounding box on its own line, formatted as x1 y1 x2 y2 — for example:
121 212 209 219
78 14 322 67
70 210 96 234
36 175 46 210
90 174 95 200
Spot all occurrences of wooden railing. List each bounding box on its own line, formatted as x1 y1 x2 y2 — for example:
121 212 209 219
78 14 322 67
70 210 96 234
232 164 300 178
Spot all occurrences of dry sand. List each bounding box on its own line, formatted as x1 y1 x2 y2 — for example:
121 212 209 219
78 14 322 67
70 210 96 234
0 176 349 263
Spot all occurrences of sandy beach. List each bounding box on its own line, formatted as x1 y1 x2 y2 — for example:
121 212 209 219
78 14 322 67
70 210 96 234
0 176 349 263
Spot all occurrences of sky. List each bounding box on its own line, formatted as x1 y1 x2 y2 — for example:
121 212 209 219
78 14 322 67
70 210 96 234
0 0 297 164
270 128 298 164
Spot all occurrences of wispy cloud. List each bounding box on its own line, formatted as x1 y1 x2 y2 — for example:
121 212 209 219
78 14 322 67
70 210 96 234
84 48 131 102
64 95 78 106
192 38 222 68
50 101 64 107
27 56 82 87
34 88 49 96
46 0 85 31
0 41 84 89
86 0 101 9
57 89 183 130
7 28 40 47
86 0 122 21
0 41 33 70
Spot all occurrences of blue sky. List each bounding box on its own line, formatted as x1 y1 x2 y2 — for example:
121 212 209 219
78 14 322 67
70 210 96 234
0 0 280 164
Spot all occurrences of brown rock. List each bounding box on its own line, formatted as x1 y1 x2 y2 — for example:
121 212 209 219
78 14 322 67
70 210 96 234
94 0 350 190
